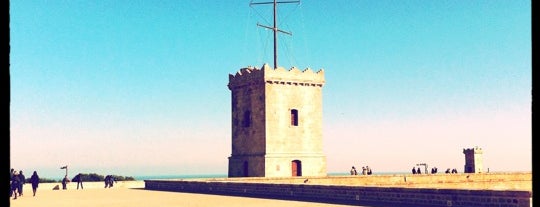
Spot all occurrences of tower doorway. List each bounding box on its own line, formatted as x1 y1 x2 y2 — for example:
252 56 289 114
243 161 249 177
291 160 302 176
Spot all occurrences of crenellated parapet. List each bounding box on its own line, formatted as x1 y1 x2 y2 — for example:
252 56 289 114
228 65 265 89
228 63 325 90
463 146 483 154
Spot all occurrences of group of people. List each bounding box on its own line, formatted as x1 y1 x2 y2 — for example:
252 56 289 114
412 167 458 174
62 173 84 190
11 169 121 199
104 175 117 188
10 169 40 199
445 168 459 174
64 173 117 189
412 167 423 174
350 166 373 175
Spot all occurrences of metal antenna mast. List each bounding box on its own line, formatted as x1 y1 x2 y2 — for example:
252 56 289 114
250 0 300 69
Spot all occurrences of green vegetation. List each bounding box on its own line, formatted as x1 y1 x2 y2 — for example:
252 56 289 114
35 177 58 183
26 173 136 183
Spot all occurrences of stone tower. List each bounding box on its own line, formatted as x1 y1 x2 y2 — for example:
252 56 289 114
463 146 483 173
227 63 327 177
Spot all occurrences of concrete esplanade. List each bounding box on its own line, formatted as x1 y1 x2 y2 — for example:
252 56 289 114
145 172 532 207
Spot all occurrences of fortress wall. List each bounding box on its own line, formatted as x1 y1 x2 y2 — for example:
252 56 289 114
37 181 145 190
213 172 531 189
228 64 325 88
167 172 531 190
144 176 532 207
263 65 325 84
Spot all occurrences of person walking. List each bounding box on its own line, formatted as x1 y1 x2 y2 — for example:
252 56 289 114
10 168 15 197
104 175 115 188
11 171 21 199
74 173 84 190
104 175 110 188
108 175 116 188
30 171 40 196
17 170 26 197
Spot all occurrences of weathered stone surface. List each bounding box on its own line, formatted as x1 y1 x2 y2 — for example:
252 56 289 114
228 64 326 177
145 172 532 207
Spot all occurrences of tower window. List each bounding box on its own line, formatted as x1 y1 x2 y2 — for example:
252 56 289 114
242 110 251 127
291 109 298 126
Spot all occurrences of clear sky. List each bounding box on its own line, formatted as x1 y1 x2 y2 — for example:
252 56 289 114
10 0 531 179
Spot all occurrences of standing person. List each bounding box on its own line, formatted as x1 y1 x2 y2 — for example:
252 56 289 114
104 175 110 188
108 175 116 188
11 171 21 199
350 166 357 175
417 167 422 174
412 167 416 174
30 171 40 196
61 175 69 190
104 175 116 188
17 170 26 196
74 173 83 190
10 168 15 197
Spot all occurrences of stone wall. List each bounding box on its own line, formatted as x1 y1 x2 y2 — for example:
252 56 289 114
144 173 532 207
38 181 145 190
218 172 531 190
227 64 327 177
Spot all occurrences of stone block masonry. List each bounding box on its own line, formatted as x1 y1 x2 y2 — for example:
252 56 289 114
145 173 532 207
227 64 327 177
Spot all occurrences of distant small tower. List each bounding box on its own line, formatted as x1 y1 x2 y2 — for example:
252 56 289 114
463 146 483 173
227 64 327 177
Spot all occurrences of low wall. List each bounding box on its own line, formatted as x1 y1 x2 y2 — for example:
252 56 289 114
144 173 532 207
195 172 532 190
36 181 145 191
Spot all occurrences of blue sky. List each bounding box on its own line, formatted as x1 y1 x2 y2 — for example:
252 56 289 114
10 0 531 179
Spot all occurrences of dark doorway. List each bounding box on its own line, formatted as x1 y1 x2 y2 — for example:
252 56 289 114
243 161 249 177
291 160 302 176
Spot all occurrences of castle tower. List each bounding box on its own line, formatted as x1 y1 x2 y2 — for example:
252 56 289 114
463 146 483 173
227 64 327 177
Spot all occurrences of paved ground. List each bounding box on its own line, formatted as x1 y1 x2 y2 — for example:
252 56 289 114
9 182 358 207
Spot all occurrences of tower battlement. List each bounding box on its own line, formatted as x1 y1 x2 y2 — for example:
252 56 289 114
463 146 483 173
228 63 324 89
463 146 483 154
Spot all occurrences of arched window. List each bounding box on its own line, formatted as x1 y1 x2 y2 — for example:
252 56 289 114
290 109 298 126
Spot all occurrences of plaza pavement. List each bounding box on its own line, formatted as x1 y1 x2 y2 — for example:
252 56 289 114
9 181 355 207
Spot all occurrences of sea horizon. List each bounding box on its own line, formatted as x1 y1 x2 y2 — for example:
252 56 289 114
26 170 530 181
133 172 394 180
133 172 408 180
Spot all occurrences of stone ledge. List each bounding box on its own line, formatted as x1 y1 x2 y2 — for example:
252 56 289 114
144 173 532 207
